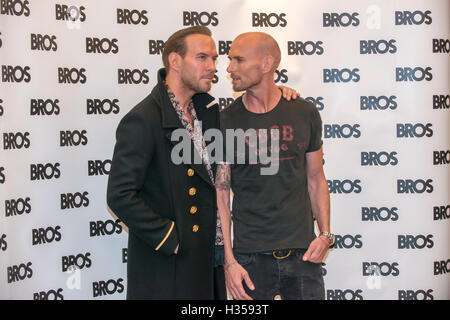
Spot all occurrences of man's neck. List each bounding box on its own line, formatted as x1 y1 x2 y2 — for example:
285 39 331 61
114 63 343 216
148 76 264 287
242 81 281 114
165 72 194 111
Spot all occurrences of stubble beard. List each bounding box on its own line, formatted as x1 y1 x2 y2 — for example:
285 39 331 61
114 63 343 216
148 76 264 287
181 70 211 94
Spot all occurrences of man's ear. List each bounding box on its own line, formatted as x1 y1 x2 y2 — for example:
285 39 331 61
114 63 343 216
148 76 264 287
262 55 276 74
168 52 182 72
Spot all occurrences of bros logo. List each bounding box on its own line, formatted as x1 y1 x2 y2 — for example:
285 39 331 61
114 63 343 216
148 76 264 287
434 259 450 275
3 132 30 149
31 33 57 51
323 12 359 27
252 13 287 27
433 95 449 109
149 40 164 55
32 226 62 245
60 191 89 209
218 40 232 55
0 234 7 251
396 67 432 82
86 37 118 54
287 41 324 55
62 252 91 272
90 219 123 237
274 69 288 83
324 124 361 138
0 166 6 184
118 68 149 84
117 8 148 25
0 0 30 16
398 290 433 300
88 159 111 176
87 99 119 115
361 207 398 221
398 234 434 249
30 163 60 181
432 39 449 53
33 289 64 300
323 68 360 83
360 40 396 54
397 179 433 194
433 150 450 165
433 205 450 221
58 67 86 84
2 65 31 83
360 96 397 110
7 262 33 283
183 11 218 26
328 179 362 194
362 262 399 276
92 278 124 297
396 123 433 138
5 197 31 217
60 130 88 146
305 97 324 111
55 4 85 21
333 234 363 248
327 289 363 300
30 99 60 116
361 151 398 166
395 10 432 25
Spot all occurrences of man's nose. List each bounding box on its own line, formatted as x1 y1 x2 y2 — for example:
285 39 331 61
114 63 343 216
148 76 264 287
226 61 234 73
207 58 216 72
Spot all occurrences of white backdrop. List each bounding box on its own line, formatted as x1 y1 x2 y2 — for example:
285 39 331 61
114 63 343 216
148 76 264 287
0 0 449 300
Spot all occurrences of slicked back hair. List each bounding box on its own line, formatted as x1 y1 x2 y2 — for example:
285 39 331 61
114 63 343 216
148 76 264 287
162 26 212 71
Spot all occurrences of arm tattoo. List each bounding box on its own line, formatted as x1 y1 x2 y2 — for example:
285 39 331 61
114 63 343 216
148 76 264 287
215 163 231 191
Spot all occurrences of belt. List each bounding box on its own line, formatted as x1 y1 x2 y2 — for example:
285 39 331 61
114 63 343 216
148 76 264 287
260 248 306 260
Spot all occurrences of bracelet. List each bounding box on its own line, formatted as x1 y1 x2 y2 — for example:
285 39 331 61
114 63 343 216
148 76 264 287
224 260 238 271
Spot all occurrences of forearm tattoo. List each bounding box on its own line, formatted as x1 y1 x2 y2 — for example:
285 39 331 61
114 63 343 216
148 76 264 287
215 163 231 191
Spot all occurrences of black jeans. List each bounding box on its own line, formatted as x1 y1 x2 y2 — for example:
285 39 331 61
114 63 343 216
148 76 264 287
235 250 325 300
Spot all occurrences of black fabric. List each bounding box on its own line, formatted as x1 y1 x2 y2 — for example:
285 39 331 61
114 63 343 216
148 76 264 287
213 266 227 300
220 96 323 253
236 252 325 300
107 68 221 299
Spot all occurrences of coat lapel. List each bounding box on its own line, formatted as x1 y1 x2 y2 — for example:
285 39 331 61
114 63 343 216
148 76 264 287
155 70 217 187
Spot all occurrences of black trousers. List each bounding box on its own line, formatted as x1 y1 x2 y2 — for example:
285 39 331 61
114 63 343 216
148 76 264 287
235 250 325 300
214 265 227 300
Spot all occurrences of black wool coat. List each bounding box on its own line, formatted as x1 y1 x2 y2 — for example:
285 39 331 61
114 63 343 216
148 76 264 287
107 68 220 299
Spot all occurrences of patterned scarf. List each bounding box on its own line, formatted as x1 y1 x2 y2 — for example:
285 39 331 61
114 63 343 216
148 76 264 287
167 88 223 246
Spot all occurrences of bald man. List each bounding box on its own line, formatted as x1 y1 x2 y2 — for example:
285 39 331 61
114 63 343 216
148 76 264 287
215 32 332 300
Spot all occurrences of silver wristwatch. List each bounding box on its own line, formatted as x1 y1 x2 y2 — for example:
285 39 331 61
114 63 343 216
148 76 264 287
319 231 335 247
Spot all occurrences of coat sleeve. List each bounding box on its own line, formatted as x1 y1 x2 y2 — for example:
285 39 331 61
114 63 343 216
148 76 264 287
106 110 178 256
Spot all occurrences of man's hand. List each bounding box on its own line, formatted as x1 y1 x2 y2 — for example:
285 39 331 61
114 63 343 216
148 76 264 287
302 236 330 263
225 262 255 300
278 85 300 101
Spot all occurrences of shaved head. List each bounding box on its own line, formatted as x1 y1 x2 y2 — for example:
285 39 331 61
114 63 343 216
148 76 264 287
233 32 281 71
227 32 282 91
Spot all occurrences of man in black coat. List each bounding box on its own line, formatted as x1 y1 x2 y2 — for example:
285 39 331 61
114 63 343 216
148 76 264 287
107 26 225 299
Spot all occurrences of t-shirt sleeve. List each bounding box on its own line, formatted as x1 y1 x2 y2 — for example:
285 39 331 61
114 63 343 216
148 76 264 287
306 102 323 152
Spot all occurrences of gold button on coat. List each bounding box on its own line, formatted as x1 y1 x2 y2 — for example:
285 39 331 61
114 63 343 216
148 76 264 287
188 187 196 196
192 225 199 232
187 169 194 176
190 206 198 214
